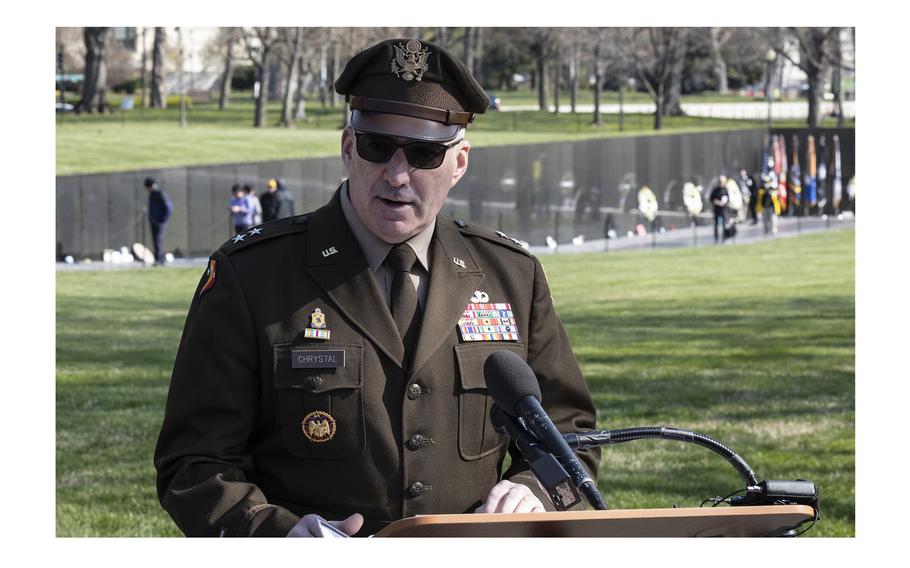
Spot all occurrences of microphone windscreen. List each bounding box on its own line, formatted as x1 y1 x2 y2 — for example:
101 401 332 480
483 350 542 415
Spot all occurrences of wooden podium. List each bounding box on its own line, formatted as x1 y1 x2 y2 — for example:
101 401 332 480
373 505 815 537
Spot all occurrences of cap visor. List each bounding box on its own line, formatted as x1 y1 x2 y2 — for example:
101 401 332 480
350 110 460 142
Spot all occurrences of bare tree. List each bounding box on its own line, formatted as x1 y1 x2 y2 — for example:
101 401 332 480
217 28 241 110
78 27 110 113
276 27 306 127
150 27 166 108
771 27 839 128
708 27 731 94
623 27 689 129
244 27 279 128
522 29 557 111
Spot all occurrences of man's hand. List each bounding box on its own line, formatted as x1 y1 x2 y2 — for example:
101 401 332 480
474 480 546 514
286 513 364 537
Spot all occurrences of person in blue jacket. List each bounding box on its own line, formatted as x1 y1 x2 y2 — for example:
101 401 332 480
145 177 173 265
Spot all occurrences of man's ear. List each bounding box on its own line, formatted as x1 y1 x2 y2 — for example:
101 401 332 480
341 127 355 173
451 139 471 186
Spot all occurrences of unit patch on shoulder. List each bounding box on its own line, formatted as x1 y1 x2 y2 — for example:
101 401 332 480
199 258 217 297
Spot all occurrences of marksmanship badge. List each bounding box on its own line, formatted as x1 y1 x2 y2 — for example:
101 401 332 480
391 40 430 82
302 411 336 443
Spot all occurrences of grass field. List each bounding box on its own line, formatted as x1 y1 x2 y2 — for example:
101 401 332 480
57 93 854 176
56 228 854 537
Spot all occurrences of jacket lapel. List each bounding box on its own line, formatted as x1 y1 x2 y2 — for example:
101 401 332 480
409 218 484 380
305 190 405 368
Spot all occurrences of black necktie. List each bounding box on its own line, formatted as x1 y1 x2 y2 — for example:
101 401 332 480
387 243 422 362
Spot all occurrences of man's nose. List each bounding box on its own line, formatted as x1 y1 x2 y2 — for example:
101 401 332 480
383 149 413 187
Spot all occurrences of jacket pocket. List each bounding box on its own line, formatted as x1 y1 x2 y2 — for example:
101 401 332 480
272 342 364 460
454 342 526 461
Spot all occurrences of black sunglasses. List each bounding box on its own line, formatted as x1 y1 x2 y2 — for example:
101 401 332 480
354 131 462 170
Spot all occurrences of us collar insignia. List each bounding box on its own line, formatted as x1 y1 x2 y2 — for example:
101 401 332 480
391 39 430 82
199 258 217 297
304 308 331 340
302 410 336 443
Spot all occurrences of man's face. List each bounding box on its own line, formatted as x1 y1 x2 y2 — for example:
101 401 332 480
341 123 470 243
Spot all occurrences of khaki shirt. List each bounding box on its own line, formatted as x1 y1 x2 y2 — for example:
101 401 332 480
339 181 432 309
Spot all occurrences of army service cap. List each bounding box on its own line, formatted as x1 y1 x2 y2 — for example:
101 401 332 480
335 38 488 142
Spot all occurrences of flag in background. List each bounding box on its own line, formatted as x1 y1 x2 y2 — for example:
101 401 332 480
789 134 802 211
817 135 828 209
833 135 843 212
805 135 818 209
761 134 773 177
777 135 789 214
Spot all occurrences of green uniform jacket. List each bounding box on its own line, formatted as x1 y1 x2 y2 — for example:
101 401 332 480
154 188 600 536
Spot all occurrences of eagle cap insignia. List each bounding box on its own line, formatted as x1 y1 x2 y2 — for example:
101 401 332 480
302 411 336 443
391 39 431 82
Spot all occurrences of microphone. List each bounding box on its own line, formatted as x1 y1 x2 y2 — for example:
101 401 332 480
490 405 581 510
484 350 607 510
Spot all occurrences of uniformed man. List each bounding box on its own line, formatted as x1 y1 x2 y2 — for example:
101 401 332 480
154 38 600 537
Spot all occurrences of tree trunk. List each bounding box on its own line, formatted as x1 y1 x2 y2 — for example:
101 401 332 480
832 27 844 127
254 49 272 128
537 56 547 111
331 40 340 108
473 27 484 84
569 43 577 113
806 67 824 127
278 28 304 128
219 30 235 110
662 33 687 116
654 84 664 130
294 56 307 121
150 27 166 109
552 48 560 115
708 28 729 94
79 27 109 113
140 27 147 108
591 46 603 126
463 27 474 75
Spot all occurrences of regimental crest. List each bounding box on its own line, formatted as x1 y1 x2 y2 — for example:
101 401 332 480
302 411 336 443
309 308 327 329
391 40 431 82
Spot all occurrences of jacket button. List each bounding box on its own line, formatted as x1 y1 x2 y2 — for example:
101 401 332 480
406 434 424 451
407 383 423 400
408 482 425 497
306 376 323 391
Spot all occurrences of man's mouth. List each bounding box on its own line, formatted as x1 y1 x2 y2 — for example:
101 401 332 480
378 197 413 208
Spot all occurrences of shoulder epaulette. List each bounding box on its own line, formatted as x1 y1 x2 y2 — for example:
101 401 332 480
217 213 311 255
450 217 533 257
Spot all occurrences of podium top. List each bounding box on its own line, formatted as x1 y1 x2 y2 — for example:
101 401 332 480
373 505 815 537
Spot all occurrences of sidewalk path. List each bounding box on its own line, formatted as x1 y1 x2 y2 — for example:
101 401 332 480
56 215 855 272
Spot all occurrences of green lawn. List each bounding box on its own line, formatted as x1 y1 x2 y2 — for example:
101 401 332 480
56 228 854 536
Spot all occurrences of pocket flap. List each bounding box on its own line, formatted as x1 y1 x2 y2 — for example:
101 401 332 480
273 343 362 392
454 343 526 390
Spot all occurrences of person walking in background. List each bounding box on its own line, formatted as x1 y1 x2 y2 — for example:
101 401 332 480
145 177 173 266
230 184 253 234
756 174 780 236
709 175 730 243
260 177 295 222
245 184 262 226
739 169 757 225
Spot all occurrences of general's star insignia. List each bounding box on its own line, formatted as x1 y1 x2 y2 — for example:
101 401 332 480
231 233 245 244
248 227 262 236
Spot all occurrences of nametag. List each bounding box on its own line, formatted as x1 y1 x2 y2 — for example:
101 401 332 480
291 350 345 368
